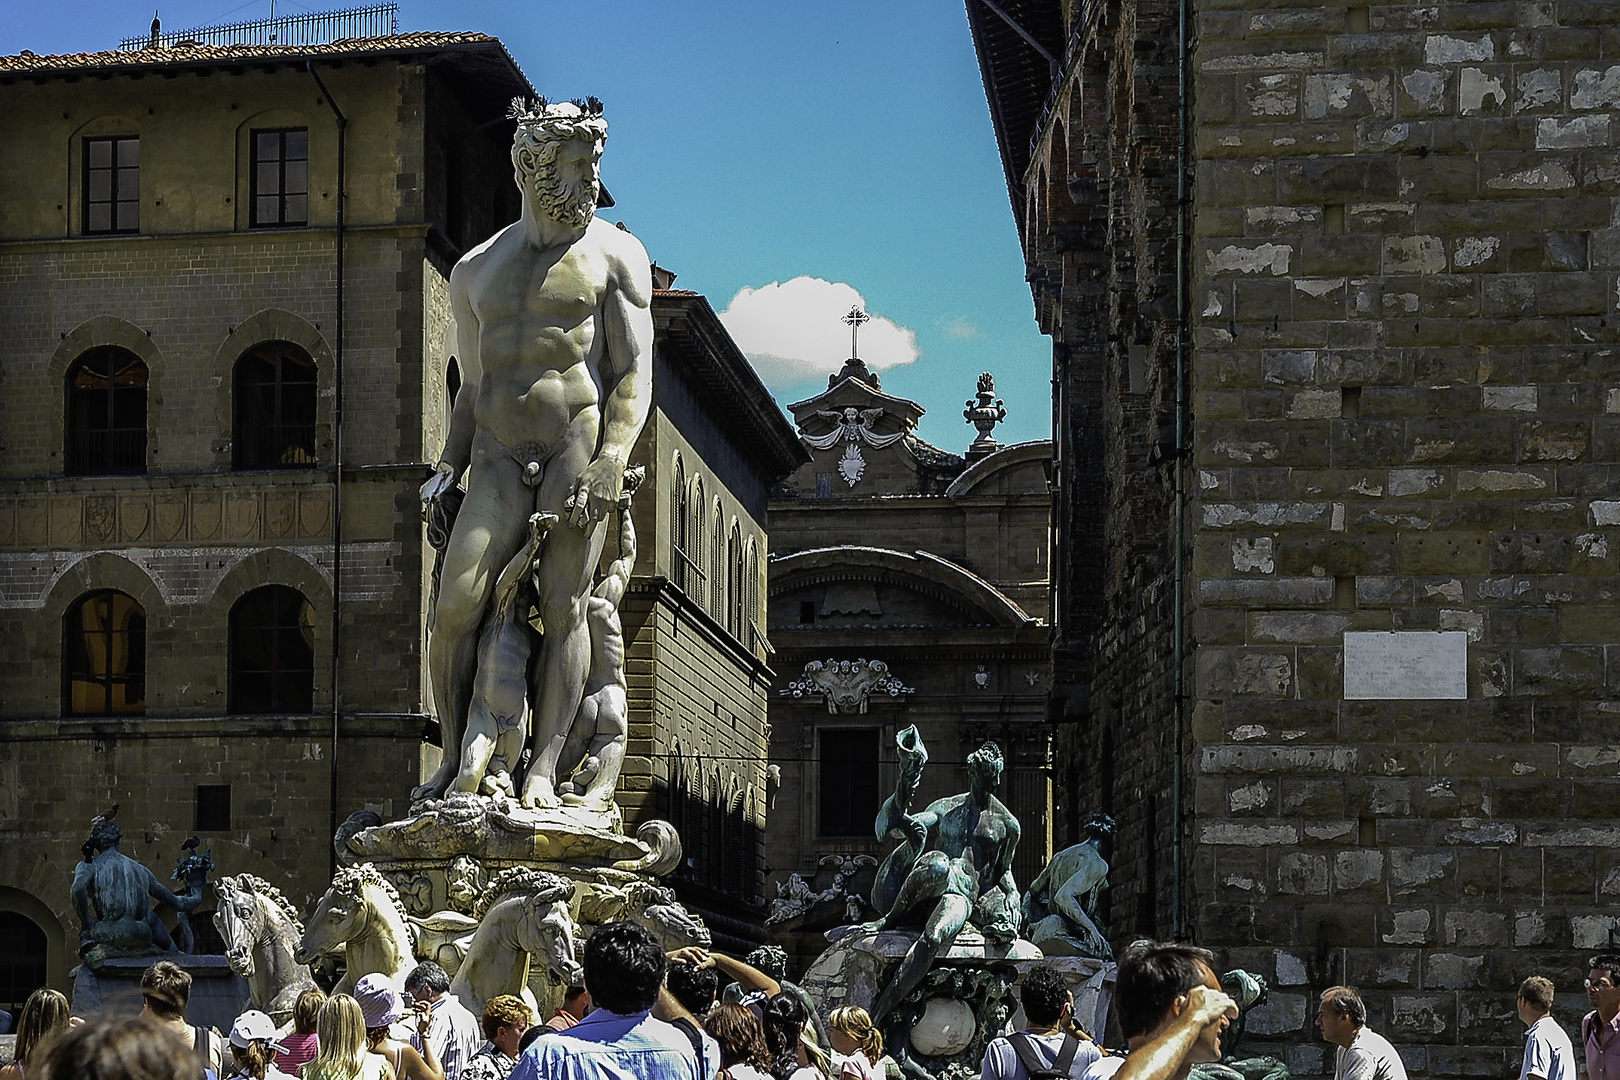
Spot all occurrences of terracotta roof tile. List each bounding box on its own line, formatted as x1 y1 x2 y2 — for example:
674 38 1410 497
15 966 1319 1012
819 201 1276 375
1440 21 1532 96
0 31 507 75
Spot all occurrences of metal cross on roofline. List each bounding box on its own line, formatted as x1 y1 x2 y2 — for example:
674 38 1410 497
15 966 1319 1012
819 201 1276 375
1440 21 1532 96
842 305 871 360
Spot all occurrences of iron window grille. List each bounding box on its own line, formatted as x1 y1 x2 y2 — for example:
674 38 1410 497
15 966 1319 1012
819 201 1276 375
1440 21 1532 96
66 348 148 475
65 590 146 716
234 341 318 469
817 727 881 838
230 585 316 713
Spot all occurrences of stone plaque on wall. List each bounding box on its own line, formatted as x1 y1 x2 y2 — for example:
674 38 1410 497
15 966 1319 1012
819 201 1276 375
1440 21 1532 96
1343 631 1468 700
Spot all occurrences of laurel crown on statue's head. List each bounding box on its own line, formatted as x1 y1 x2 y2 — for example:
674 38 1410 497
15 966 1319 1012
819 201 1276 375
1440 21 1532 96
506 95 609 142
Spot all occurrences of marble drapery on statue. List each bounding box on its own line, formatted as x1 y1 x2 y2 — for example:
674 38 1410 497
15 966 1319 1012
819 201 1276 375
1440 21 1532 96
862 726 1021 1023
72 821 205 963
416 95 654 813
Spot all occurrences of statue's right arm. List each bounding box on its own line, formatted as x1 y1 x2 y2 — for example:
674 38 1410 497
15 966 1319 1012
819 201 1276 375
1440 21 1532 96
145 870 202 912
424 264 481 502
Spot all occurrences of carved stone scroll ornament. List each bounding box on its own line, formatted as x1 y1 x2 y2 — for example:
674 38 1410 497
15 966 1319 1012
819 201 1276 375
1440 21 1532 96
780 658 915 714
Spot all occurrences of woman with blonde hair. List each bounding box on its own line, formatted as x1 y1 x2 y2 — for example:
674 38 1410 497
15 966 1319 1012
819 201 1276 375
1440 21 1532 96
302 995 391 1080
827 1007 883 1080
0 988 73 1079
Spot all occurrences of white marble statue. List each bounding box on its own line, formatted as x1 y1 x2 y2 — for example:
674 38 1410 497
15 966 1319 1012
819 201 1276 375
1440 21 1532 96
295 865 417 993
417 95 653 810
214 874 319 1024
450 868 580 1018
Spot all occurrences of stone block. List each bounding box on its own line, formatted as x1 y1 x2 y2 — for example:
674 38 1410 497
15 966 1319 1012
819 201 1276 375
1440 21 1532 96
1334 849 1385 891
1424 952 1486 989
1382 909 1434 945
1443 910 1509 947
1391 850 1455 895
1348 948 1420 988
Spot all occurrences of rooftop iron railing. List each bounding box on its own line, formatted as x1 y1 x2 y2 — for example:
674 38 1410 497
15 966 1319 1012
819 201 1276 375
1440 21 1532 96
118 4 398 51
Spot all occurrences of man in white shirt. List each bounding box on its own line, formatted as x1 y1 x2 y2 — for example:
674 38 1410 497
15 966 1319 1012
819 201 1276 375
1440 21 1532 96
1316 987 1407 1080
982 963 1102 1080
1078 942 1237 1080
406 960 484 1080
1518 976 1574 1080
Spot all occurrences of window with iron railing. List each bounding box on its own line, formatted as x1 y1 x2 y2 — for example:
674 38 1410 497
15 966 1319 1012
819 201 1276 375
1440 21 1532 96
234 341 317 469
66 347 148 475
230 585 316 713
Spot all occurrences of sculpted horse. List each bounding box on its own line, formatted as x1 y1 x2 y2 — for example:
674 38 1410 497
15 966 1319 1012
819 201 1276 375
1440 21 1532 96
450 867 580 1018
214 874 319 1024
296 864 417 994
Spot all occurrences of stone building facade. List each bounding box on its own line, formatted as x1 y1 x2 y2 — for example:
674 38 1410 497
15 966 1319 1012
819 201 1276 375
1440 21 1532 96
763 359 1052 972
971 0 1620 1073
0 34 799 1003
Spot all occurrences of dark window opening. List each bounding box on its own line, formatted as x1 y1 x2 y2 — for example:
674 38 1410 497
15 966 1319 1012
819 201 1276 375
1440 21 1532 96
0 912 48 1018
196 785 231 832
230 585 316 713
65 590 146 716
84 136 139 234
251 128 309 227
66 347 148 475
799 601 816 624
818 728 881 838
234 341 317 469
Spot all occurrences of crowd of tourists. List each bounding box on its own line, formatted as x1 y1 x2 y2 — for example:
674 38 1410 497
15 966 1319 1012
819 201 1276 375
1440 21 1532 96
4 931 1612 1080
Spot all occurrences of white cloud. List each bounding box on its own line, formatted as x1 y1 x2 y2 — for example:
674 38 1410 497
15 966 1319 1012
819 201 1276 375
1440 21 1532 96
718 277 919 383
943 316 980 339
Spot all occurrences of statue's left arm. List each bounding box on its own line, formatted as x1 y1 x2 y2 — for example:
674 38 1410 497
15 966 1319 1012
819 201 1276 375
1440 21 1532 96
995 812 1021 899
145 868 202 912
568 230 653 529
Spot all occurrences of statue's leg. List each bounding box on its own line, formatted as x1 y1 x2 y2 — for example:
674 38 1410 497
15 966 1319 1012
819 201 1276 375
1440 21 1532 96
570 687 626 809
420 448 529 800
147 911 176 952
564 607 627 809
870 892 970 1022
520 436 609 808
863 852 949 933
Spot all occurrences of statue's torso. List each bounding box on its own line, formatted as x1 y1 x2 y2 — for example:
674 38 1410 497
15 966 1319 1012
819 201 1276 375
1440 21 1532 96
463 223 615 453
87 851 153 918
928 794 1013 894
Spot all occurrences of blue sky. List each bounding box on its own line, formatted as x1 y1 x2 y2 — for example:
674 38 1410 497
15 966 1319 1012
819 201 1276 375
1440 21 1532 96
2 0 1052 450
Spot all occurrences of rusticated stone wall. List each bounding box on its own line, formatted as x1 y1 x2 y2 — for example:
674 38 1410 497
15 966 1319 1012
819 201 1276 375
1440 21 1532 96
991 0 1620 1073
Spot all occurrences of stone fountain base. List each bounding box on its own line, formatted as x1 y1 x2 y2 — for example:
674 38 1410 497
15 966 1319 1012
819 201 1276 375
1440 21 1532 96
71 954 250 1032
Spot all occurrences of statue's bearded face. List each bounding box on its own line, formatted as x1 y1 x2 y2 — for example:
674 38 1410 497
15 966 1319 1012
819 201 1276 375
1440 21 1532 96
513 130 603 230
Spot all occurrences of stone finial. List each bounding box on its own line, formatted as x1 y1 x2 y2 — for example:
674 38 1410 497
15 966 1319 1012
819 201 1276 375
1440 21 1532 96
964 371 1007 460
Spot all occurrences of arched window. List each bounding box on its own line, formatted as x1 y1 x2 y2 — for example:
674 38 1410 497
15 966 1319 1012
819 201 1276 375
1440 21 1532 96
234 341 317 469
727 523 743 637
745 538 760 650
65 590 146 716
66 347 148 475
230 585 316 713
711 501 724 622
671 456 689 593
690 477 707 609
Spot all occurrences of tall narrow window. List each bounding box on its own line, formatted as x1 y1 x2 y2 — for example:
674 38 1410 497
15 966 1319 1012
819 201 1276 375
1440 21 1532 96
690 477 706 609
230 585 316 713
252 128 309 227
711 502 724 621
727 523 743 637
818 728 881 838
84 136 139 234
234 342 317 469
746 539 760 648
65 590 146 716
66 347 148 475
671 457 689 593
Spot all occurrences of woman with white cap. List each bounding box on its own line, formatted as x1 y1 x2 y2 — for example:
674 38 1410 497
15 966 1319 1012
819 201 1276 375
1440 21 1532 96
226 1010 296 1080
353 974 444 1080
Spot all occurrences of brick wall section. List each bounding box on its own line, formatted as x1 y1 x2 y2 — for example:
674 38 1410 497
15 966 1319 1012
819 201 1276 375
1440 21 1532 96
1002 0 1620 1073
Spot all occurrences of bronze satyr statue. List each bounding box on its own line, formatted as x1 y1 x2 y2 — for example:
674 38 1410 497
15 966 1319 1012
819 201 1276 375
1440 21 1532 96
72 822 203 963
863 727 1020 1022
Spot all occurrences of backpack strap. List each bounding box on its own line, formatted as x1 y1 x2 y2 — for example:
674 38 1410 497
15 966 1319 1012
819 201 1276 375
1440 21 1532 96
669 1016 707 1076
1008 1032 1056 1078
190 1024 210 1067
1051 1034 1083 1076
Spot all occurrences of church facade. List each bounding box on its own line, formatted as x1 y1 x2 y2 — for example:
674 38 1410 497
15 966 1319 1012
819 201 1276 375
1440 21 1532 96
762 358 1053 972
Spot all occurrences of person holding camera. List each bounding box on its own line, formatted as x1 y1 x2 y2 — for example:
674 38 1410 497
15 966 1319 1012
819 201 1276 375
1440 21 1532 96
982 963 1102 1079
1081 943 1236 1080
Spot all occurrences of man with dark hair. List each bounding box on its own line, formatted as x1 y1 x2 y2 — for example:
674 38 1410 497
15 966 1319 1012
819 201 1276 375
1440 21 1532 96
405 960 482 1079
544 985 591 1033
981 963 1102 1079
1081 942 1236 1080
138 960 224 1075
511 921 718 1080
1582 956 1620 1080
667 961 721 1019
1316 986 1405 1080
1518 977 1573 1080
